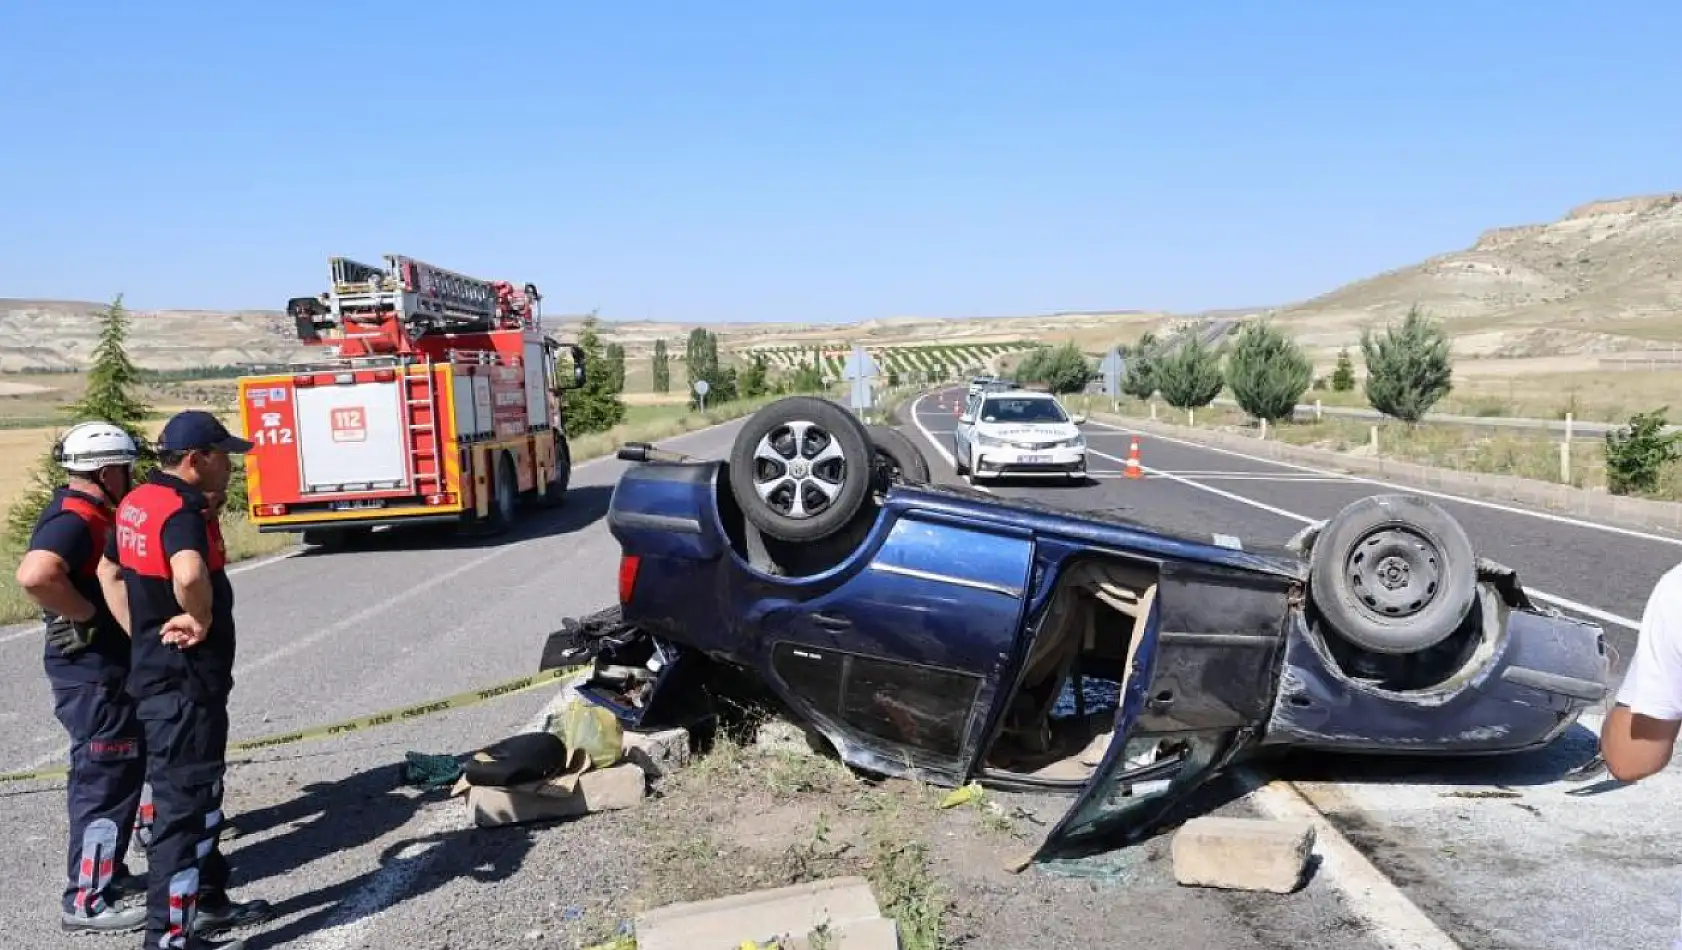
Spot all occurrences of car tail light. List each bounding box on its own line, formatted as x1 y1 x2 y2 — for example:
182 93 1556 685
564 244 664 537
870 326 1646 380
254 503 287 517
425 493 457 506
618 555 640 604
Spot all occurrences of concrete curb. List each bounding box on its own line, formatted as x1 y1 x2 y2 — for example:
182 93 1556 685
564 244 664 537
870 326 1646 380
1091 411 1682 537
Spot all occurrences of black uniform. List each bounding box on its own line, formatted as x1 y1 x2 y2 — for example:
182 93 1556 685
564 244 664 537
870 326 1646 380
27 485 149 918
111 470 242 950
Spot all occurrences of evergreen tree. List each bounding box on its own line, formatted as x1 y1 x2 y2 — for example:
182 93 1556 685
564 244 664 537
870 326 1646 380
1038 342 1092 394
8 295 153 546
1361 305 1453 423
1330 347 1356 392
1225 322 1313 423
739 353 770 399
1154 334 1224 411
604 342 626 394
1120 332 1159 400
565 315 628 434
652 339 671 393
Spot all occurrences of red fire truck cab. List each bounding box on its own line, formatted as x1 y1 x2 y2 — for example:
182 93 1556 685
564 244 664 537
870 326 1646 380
236 254 585 548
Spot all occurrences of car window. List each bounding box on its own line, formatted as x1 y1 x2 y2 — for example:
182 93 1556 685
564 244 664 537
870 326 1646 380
979 397 1069 424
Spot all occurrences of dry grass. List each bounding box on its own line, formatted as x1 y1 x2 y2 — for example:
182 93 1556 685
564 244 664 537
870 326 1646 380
1300 367 1682 424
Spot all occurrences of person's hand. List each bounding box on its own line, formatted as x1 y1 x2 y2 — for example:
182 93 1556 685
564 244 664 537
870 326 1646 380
160 614 207 649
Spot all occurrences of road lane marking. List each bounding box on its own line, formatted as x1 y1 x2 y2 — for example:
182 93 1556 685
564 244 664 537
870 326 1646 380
1086 418 1682 549
1082 446 1641 632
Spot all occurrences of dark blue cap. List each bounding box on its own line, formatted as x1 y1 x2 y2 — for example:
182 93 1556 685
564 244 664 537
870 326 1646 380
156 410 253 454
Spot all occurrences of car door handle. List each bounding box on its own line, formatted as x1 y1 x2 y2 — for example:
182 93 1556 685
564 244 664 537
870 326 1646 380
812 612 852 631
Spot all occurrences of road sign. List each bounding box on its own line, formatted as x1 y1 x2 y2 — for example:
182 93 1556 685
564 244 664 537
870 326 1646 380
693 379 710 396
1099 349 1126 398
842 345 878 380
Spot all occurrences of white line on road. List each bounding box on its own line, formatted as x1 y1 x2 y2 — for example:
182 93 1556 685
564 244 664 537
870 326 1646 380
1080 445 1643 632
1086 418 1682 549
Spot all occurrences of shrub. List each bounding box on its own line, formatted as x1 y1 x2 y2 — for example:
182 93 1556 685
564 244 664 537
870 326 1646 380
1225 322 1312 423
1361 305 1452 423
1154 334 1225 411
1605 408 1682 496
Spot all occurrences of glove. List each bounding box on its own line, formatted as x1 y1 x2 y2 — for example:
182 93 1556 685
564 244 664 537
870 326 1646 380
44 617 99 656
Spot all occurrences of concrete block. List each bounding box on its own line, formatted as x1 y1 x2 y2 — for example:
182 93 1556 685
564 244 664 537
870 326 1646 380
622 726 691 779
1171 816 1315 894
464 763 646 828
635 876 883 950
783 916 901 950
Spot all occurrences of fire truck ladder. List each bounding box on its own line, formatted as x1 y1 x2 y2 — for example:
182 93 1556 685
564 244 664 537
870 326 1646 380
404 358 443 496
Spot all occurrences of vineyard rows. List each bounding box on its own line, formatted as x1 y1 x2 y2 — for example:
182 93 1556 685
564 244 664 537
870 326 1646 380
739 340 1038 378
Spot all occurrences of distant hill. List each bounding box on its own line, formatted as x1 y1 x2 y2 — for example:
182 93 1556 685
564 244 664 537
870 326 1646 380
8 192 1681 374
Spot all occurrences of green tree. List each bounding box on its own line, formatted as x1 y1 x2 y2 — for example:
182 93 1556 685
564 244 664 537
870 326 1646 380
1038 342 1092 394
1330 347 1356 392
1361 305 1453 423
739 353 770 399
651 339 671 393
1225 322 1312 423
1605 408 1682 496
565 315 627 434
789 360 825 393
1154 334 1224 411
8 295 153 546
604 342 626 394
1013 347 1050 385
1121 332 1159 400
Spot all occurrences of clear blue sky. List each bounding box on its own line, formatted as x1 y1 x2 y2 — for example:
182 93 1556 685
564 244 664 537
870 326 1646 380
2 2 1678 323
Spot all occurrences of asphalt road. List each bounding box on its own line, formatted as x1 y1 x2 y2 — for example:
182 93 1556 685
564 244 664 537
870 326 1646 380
0 408 1390 950
908 385 1682 950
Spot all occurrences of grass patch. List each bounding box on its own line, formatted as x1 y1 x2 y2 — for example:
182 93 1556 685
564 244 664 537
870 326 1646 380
1297 367 1682 424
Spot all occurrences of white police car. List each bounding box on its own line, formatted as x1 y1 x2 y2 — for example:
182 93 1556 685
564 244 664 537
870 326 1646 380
953 389 1088 482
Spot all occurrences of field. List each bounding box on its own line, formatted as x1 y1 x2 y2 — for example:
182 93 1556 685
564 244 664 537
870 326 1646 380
741 340 1041 380
1304 363 1682 425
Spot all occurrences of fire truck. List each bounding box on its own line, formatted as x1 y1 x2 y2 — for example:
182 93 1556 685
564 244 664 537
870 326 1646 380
235 254 585 547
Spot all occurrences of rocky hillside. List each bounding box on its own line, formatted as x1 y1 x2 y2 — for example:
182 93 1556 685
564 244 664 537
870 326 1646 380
1266 193 1682 358
0 299 303 372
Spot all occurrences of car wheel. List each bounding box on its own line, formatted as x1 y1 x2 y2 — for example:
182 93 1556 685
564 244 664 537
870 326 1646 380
541 436 571 507
865 425 930 486
1307 494 1478 655
953 437 968 476
728 396 874 543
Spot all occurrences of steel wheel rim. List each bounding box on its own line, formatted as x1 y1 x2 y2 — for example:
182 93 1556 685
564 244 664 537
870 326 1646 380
751 420 849 520
1345 525 1442 620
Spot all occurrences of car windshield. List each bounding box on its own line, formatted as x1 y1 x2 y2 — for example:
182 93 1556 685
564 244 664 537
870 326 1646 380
980 397 1068 424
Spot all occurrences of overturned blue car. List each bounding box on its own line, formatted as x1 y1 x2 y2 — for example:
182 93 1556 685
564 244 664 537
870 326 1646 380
548 395 1610 859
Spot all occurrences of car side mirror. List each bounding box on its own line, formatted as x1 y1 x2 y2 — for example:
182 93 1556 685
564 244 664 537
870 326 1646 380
1071 414 1088 425
564 344 586 389
959 414 975 425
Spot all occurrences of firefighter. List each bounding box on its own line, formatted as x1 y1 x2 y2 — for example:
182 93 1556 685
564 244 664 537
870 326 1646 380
14 420 150 934
111 410 270 950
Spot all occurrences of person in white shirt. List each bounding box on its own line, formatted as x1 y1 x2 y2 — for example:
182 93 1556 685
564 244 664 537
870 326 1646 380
1600 562 1682 781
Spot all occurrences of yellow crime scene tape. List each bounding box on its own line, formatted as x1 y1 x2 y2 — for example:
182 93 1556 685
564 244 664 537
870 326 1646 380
0 662 589 786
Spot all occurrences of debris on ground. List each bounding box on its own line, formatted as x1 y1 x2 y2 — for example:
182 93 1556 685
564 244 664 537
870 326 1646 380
401 751 464 789
1171 815 1317 894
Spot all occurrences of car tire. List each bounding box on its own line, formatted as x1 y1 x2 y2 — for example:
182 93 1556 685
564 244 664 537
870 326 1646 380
729 396 874 544
1307 493 1478 655
865 425 930 486
953 437 968 476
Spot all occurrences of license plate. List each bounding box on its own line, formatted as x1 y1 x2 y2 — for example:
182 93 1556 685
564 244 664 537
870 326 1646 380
1019 454 1051 464
331 499 385 511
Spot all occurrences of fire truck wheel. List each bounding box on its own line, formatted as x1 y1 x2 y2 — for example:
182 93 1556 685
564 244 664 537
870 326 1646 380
488 452 519 533
541 437 571 507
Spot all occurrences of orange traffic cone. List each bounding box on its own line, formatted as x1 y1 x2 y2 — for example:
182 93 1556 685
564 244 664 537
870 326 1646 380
1125 437 1143 479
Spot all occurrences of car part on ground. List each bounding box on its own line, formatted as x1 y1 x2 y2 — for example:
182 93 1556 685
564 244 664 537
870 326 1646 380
587 394 1610 863
864 424 931 488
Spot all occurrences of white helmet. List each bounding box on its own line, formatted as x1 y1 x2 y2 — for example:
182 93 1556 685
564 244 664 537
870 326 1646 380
57 421 141 474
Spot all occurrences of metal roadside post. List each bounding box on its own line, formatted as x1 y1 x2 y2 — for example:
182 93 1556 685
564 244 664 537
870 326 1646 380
1099 348 1125 413
844 344 878 422
694 379 709 412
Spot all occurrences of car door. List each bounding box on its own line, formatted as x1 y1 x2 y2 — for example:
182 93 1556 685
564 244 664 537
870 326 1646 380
754 504 1037 780
953 393 981 462
1025 558 1294 859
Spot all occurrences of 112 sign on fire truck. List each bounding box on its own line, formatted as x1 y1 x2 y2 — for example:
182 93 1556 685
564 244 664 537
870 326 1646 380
235 254 586 550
